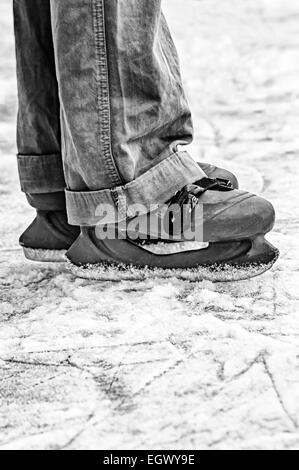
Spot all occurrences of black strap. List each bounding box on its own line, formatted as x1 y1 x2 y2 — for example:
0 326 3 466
194 177 234 192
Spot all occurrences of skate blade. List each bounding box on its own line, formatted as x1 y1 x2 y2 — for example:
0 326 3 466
22 247 66 263
67 255 278 283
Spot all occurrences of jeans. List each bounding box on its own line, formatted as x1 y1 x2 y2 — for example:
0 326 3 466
13 0 204 225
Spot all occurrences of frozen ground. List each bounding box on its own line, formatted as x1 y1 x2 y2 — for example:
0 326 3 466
0 0 299 450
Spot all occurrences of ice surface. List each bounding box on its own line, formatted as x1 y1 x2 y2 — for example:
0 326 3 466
1 0 299 451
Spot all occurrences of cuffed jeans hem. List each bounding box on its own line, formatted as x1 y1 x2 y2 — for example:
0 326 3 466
17 153 66 193
66 151 204 226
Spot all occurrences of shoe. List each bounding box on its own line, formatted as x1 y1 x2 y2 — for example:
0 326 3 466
19 210 80 262
66 178 279 282
20 161 238 263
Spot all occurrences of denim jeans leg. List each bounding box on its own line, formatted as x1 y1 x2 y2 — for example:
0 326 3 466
13 0 66 210
49 0 205 226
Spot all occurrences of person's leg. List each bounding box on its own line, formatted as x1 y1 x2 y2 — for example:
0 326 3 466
13 0 79 259
13 0 65 208
47 0 277 279
49 0 205 226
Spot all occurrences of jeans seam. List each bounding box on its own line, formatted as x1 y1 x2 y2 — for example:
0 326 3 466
111 188 119 207
111 188 128 219
92 0 123 187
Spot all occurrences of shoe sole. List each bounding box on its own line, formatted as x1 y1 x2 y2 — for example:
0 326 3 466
66 236 279 283
22 246 66 263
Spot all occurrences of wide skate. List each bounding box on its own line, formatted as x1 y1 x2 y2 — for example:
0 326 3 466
20 162 237 263
66 177 279 282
